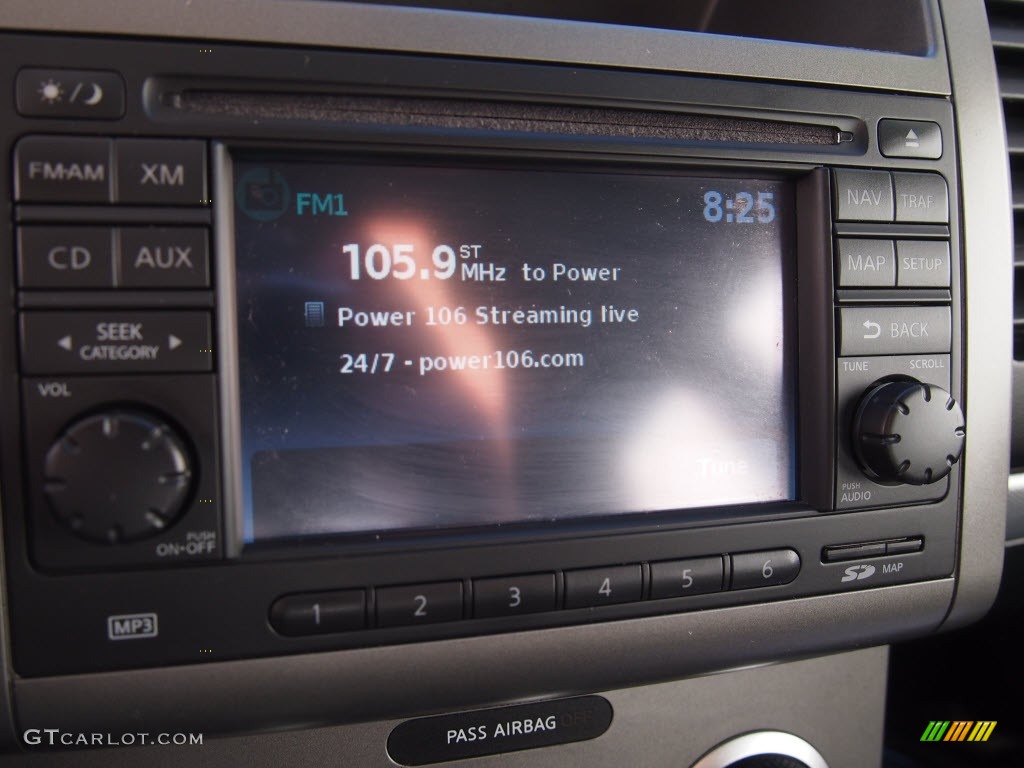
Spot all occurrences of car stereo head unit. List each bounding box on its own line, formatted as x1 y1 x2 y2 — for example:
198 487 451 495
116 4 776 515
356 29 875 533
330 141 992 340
0 21 995 736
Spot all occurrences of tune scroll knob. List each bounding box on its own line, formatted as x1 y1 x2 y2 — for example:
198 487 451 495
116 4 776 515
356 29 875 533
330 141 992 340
852 380 965 485
43 409 193 543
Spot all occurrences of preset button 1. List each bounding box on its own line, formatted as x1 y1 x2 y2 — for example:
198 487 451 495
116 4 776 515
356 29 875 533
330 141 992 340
270 591 366 636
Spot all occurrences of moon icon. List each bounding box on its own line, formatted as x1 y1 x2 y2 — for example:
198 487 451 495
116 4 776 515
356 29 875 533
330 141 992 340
83 83 104 106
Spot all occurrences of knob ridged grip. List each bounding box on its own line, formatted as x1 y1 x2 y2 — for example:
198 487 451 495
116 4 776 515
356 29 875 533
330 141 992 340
43 410 193 543
853 380 965 485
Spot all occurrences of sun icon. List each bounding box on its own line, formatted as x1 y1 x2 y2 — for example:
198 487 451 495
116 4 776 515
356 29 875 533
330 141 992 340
38 79 63 104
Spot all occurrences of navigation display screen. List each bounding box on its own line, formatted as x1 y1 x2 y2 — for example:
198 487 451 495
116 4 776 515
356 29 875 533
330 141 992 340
231 156 796 543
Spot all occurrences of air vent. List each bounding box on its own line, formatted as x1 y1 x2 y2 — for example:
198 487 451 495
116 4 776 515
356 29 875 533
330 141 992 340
988 0 1024 467
989 1 1024 357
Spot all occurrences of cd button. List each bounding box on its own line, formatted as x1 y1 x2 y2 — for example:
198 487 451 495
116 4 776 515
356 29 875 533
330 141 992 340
376 582 463 627
650 557 724 599
473 573 556 618
893 172 948 223
17 226 115 288
14 135 113 203
120 228 210 288
896 241 950 288
839 306 951 357
115 139 207 205
16 68 126 120
878 119 942 160
731 549 801 589
836 239 896 287
833 169 894 222
269 591 366 636
564 565 642 609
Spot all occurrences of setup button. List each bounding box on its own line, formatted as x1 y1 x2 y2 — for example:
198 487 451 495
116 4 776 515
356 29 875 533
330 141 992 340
20 311 212 374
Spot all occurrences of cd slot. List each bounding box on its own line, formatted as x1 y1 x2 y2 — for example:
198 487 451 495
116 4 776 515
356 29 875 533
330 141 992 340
162 87 846 148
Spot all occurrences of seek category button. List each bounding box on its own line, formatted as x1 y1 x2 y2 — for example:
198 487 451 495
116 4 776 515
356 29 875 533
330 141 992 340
20 312 212 374
839 306 951 357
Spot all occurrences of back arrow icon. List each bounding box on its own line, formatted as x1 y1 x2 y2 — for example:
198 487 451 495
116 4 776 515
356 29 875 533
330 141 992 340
862 321 882 340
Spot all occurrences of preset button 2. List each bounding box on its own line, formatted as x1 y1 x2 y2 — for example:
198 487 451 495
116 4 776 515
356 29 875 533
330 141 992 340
376 582 463 627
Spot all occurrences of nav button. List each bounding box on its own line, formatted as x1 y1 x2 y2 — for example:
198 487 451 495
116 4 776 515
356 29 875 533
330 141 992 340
833 169 894 222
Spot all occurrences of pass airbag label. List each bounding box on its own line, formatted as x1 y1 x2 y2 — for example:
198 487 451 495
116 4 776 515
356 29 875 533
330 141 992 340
386 696 612 765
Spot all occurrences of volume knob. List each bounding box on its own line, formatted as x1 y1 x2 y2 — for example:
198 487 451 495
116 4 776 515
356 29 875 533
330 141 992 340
43 409 193 543
852 380 965 485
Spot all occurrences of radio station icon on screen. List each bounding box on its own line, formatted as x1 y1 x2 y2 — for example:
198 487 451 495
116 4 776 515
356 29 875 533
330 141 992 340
304 301 325 328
